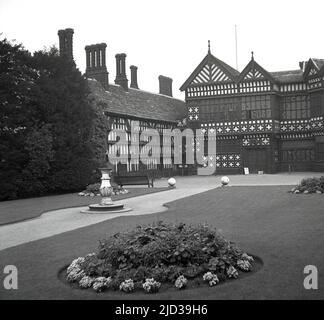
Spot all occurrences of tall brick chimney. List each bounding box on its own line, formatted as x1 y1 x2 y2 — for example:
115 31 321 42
58 28 74 60
130 65 139 89
115 53 128 90
85 43 109 90
158 75 173 97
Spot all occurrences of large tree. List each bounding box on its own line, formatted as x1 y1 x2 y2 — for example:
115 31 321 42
0 39 97 200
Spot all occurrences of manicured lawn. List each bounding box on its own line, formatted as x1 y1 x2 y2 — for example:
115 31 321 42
0 187 168 226
0 185 323 299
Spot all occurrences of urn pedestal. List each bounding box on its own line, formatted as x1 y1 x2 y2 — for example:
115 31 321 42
81 168 132 214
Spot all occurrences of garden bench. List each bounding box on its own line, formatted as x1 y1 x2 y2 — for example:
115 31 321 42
114 175 154 188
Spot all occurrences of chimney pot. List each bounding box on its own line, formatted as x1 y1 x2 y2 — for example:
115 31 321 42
58 28 74 60
115 53 128 91
85 43 109 90
130 65 139 89
158 75 173 97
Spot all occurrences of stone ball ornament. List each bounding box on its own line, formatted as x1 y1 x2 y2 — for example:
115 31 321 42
221 176 230 186
168 177 176 188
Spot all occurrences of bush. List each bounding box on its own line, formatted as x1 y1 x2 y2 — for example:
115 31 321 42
86 183 101 193
0 38 100 201
292 176 324 194
66 221 255 293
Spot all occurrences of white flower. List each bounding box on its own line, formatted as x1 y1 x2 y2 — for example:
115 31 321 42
226 266 239 279
92 277 112 292
119 279 135 293
143 278 161 293
66 269 85 282
79 276 95 288
237 259 252 271
175 275 187 289
241 253 254 262
66 256 87 282
203 272 219 286
66 257 85 274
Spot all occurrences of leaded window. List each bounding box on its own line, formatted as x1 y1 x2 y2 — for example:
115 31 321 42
241 95 271 120
280 95 310 120
281 149 314 162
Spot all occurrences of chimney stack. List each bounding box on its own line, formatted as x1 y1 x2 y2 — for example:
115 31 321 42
130 65 139 89
85 43 109 90
58 28 74 60
158 75 173 97
299 61 307 71
115 53 128 90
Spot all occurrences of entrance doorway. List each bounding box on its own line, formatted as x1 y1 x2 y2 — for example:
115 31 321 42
243 148 267 173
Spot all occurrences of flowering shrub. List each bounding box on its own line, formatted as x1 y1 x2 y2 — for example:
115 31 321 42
203 272 219 286
65 222 256 293
79 276 95 288
66 257 86 282
119 279 135 293
175 275 188 289
67 257 85 274
142 278 161 293
92 277 112 292
237 259 252 271
226 266 239 279
291 177 324 194
67 269 85 282
79 183 129 196
241 253 254 262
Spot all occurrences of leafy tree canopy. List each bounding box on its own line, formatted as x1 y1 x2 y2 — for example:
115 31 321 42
0 37 98 200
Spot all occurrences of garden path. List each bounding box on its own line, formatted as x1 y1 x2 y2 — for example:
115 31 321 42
0 172 321 251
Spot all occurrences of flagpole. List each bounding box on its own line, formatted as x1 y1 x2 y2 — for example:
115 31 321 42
235 24 238 71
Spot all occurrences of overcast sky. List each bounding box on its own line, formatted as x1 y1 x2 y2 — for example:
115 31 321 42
1 0 323 99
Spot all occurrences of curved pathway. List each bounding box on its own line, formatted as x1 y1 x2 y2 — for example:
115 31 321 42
0 172 322 251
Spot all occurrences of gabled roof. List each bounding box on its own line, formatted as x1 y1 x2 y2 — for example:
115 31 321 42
87 79 186 123
312 58 324 70
180 52 239 91
237 56 276 83
303 58 324 78
270 70 304 83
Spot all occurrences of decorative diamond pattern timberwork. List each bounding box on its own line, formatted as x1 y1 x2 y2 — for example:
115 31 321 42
197 118 324 136
202 153 241 169
242 134 270 147
310 116 324 130
309 68 318 76
200 119 276 135
188 106 199 121
280 118 324 133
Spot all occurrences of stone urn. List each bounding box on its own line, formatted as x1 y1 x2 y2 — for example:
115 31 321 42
81 167 132 214
99 168 114 205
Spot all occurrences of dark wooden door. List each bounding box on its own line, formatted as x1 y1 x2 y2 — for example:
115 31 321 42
244 149 267 173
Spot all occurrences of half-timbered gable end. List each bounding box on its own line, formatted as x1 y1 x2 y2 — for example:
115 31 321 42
303 58 324 90
180 52 239 99
237 54 276 93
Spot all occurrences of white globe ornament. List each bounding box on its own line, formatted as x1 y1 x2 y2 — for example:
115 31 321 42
168 177 176 188
221 176 230 186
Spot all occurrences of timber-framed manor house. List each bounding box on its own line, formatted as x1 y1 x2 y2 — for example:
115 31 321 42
58 28 324 176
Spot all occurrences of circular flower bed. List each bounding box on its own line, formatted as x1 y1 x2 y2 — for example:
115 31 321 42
65 222 257 294
290 177 324 194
